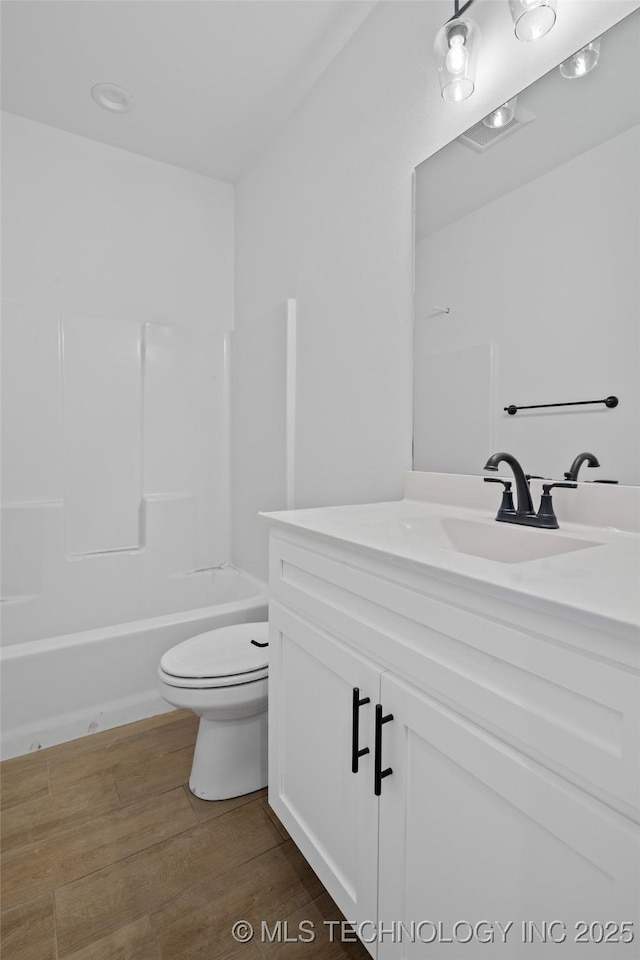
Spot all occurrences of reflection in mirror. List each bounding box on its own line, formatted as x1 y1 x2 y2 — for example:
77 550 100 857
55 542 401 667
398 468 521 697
413 9 639 485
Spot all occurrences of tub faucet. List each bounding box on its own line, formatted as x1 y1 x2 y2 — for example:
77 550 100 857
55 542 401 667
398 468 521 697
564 452 600 481
484 452 534 517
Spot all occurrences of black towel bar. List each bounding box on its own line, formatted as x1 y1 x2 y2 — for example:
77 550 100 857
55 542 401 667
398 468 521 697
505 396 618 416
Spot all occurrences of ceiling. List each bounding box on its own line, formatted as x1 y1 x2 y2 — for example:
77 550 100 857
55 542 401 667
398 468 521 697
416 7 640 240
1 0 377 183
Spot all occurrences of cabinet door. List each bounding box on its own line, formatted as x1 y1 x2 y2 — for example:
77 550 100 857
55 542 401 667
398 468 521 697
269 601 383 947
378 674 640 959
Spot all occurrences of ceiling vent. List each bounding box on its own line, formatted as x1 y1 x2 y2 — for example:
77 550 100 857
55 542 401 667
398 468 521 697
457 104 536 152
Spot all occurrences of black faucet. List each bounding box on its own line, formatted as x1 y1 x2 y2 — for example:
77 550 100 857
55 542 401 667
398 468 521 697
484 452 535 517
564 452 600 481
484 452 577 528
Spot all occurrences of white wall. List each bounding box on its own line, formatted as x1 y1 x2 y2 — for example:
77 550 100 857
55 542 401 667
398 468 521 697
414 126 640 485
232 0 639 580
1 113 234 642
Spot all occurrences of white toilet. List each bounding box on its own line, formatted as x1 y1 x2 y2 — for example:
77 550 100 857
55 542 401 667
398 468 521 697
158 621 269 801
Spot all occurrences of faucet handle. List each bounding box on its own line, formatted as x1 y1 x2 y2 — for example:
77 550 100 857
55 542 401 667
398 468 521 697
484 477 515 519
484 477 512 488
535 482 577 529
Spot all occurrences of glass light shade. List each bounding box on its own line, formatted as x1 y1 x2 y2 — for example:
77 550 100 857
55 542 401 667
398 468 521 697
509 0 558 42
483 96 518 128
559 39 600 78
434 18 480 103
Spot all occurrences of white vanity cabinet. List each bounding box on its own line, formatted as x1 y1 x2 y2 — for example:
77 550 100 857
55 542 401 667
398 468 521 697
377 673 639 959
266 526 640 959
268 600 382 938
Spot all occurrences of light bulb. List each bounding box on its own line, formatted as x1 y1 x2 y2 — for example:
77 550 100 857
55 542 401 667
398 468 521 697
572 56 588 77
446 35 468 75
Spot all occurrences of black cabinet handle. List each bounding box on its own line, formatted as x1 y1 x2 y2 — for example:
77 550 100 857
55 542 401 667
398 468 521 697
351 687 371 773
250 639 269 648
374 703 394 796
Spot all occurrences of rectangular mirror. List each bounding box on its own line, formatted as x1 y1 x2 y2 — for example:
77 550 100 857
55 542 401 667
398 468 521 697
413 8 639 485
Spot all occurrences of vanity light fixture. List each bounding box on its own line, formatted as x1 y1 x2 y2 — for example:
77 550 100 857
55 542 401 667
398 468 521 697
91 82 135 113
559 38 601 78
509 0 558 42
483 96 518 128
434 1 480 103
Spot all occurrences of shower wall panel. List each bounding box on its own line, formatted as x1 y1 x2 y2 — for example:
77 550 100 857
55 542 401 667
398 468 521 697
1 304 230 644
62 313 143 555
1 301 62 503
142 322 229 571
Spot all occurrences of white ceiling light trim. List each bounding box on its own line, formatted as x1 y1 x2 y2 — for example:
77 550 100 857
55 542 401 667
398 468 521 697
91 83 134 114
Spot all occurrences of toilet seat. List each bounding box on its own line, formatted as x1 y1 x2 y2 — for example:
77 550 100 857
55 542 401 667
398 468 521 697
159 622 268 689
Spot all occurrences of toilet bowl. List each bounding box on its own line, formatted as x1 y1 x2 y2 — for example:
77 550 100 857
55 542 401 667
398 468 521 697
158 621 269 801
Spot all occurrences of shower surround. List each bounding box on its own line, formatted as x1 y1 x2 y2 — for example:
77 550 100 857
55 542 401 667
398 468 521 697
2 307 231 645
0 305 256 759
1 114 242 757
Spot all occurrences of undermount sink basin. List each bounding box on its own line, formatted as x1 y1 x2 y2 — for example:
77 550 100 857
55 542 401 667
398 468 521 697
351 515 603 564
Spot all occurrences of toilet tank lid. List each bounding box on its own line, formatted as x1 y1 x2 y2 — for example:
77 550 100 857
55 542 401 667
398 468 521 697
160 622 269 679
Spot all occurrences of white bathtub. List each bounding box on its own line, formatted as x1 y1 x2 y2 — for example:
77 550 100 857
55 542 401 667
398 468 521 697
0 566 268 760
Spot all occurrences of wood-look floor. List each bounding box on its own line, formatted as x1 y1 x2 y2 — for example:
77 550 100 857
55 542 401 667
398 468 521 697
0 711 369 960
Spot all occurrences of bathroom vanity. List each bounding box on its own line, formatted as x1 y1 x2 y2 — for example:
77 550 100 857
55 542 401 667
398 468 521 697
262 473 640 959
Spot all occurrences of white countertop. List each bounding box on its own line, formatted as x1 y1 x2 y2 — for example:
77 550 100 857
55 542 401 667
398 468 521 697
261 474 640 638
